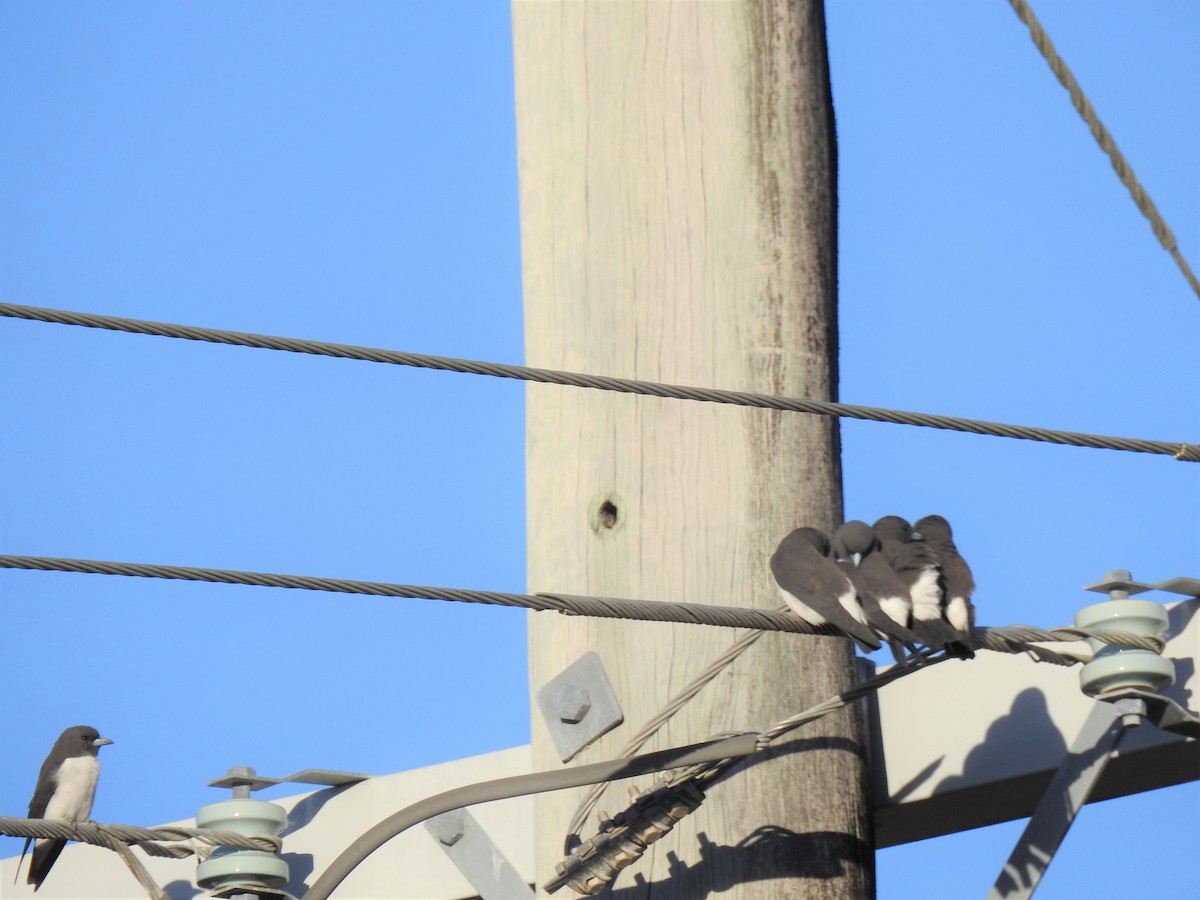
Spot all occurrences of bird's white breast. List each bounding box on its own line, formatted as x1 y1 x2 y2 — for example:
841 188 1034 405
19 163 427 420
946 595 971 632
44 756 101 822
837 587 871 627
909 567 942 619
778 586 827 625
878 595 911 626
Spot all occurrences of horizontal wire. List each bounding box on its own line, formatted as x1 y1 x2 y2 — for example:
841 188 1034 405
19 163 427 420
0 816 280 857
0 554 1167 656
2 302 1196 461
0 554 835 635
0 816 281 900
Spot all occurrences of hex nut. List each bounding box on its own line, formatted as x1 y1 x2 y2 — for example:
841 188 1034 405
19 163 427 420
555 685 592 724
430 813 466 846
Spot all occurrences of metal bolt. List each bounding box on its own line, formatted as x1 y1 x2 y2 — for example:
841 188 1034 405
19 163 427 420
430 812 466 846
225 766 256 799
1104 569 1132 601
555 684 592 724
1114 697 1146 729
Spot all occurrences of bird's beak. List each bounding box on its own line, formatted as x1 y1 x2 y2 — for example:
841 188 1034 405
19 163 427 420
851 552 862 567
911 530 924 541
94 737 113 747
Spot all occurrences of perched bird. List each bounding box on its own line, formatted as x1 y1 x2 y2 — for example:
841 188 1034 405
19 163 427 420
831 520 923 664
915 514 976 656
873 515 962 655
771 527 881 652
19 726 113 891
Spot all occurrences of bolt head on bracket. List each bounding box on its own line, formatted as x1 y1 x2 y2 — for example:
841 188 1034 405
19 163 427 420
555 685 593 723
537 652 624 762
427 811 467 846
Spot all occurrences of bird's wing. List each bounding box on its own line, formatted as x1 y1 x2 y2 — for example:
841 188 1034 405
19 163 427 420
837 563 917 643
27 768 57 819
772 551 881 649
920 543 975 657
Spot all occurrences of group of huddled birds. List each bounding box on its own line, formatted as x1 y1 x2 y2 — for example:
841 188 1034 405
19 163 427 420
771 515 976 662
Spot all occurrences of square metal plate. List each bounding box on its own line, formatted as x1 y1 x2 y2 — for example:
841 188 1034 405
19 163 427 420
536 651 624 762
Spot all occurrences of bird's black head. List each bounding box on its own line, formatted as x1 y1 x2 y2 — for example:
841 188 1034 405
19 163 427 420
58 725 113 756
783 526 832 556
914 514 952 541
832 520 876 562
873 515 915 542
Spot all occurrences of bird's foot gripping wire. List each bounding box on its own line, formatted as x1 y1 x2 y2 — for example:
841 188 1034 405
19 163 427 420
544 780 705 895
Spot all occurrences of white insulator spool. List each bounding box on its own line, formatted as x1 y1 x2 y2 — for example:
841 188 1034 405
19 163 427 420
1074 599 1173 696
195 798 290 891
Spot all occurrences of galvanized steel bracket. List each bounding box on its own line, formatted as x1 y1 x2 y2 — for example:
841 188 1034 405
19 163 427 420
425 809 533 899
536 652 624 762
989 687 1200 899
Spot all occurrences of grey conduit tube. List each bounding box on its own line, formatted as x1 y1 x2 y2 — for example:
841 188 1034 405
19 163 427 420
303 733 759 899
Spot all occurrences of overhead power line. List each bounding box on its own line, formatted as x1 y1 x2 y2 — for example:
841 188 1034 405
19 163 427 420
0 553 827 634
0 553 1165 659
1006 0 1200 300
2 302 1196 461
0 816 279 900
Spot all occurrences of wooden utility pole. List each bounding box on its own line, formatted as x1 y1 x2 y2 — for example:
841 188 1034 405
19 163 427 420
514 2 870 897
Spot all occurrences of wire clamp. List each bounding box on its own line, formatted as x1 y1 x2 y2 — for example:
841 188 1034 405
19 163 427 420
544 780 705 895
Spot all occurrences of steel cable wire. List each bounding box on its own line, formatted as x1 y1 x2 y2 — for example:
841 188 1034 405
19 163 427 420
1006 0 1200 299
2 302 1195 461
0 554 1168 655
0 817 282 900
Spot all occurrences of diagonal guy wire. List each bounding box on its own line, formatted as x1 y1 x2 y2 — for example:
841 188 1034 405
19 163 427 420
1007 0 1200 300
1 302 1196 461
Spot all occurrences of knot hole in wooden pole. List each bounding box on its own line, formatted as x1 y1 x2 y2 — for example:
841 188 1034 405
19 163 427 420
588 493 624 535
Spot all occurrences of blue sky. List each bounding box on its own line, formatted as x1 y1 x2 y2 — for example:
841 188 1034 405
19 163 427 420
1 2 1196 898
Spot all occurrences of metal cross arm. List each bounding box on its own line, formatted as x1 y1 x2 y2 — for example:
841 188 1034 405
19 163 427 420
989 687 1200 899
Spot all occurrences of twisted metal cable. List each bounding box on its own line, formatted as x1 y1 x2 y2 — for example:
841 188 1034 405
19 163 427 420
1007 0 1200 300
669 658 959 796
0 554 1170 659
0 554 837 635
747 625 1168 753
0 817 281 900
974 623 1164 655
0 816 281 857
2 302 1196 461
753 655 957 753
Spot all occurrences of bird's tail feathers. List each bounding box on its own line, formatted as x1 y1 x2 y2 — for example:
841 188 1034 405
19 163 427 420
911 617 956 648
28 838 66 890
15 838 29 884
